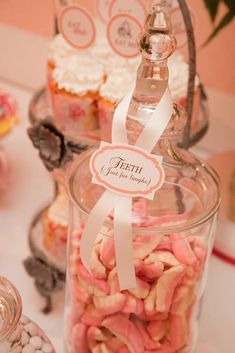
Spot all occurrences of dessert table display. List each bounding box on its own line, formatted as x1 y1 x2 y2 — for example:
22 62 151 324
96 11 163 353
1 47 235 353
25 0 211 313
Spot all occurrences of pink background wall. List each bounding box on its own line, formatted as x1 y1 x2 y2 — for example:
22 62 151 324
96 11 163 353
0 0 234 95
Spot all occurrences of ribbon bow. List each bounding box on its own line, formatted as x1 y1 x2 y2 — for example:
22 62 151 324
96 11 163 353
80 87 173 290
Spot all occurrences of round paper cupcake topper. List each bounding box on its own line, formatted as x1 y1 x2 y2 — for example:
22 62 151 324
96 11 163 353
58 6 96 49
107 14 142 58
96 0 112 23
109 0 147 25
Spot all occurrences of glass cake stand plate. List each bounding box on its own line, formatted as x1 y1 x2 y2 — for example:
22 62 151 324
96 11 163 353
29 87 100 148
29 87 209 148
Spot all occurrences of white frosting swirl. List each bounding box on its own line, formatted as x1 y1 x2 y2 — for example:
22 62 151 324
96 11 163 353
52 54 104 95
100 69 136 102
48 34 78 66
49 35 199 100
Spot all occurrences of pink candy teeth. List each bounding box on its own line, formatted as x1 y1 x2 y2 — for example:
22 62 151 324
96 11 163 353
91 246 107 280
145 252 179 267
133 235 163 259
106 337 127 353
171 285 195 315
122 293 144 314
146 320 167 343
93 293 126 315
102 315 144 353
156 265 185 313
71 323 89 353
168 314 187 351
171 234 197 265
156 236 173 252
108 269 120 294
134 319 161 350
99 342 115 353
72 279 92 304
87 326 110 342
92 344 103 353
144 285 157 315
144 342 172 353
138 312 168 322
100 237 116 269
117 346 130 353
68 223 207 353
129 278 150 299
77 265 109 296
139 262 164 280
81 304 106 326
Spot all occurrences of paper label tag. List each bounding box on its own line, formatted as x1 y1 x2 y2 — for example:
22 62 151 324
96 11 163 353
107 14 142 58
58 6 96 49
96 0 112 23
109 0 147 24
90 142 165 200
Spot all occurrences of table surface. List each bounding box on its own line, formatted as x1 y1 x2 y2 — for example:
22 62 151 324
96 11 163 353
0 79 235 353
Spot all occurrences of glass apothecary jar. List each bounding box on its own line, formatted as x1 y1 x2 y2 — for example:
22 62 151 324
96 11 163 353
65 134 220 353
0 277 56 353
64 3 220 353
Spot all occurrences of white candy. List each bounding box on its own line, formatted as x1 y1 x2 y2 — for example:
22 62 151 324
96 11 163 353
22 344 35 353
1 317 54 353
24 324 38 337
29 337 42 350
41 344 53 353
21 332 30 346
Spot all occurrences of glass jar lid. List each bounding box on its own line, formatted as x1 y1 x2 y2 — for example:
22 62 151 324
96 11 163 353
67 146 220 235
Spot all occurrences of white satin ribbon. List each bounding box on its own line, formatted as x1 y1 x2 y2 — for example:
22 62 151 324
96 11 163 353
80 88 173 290
114 197 135 289
112 85 135 145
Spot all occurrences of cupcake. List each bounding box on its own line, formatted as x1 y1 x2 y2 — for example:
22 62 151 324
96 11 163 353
47 34 140 142
49 54 105 140
43 191 69 260
47 34 78 105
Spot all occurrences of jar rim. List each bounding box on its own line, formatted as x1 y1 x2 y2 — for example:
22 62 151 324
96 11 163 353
0 277 22 343
66 148 221 235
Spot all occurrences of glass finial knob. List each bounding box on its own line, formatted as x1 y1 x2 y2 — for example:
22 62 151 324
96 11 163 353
137 0 176 61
